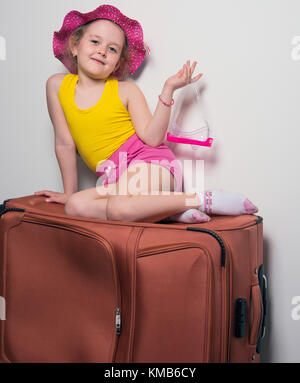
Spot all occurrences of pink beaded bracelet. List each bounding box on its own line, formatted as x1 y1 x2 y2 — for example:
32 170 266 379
158 95 175 107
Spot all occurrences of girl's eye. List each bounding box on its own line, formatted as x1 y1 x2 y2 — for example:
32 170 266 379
91 40 116 53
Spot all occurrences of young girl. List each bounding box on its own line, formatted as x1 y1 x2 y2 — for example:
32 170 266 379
35 4 258 223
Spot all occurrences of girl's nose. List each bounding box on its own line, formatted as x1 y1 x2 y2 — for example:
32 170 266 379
97 46 107 57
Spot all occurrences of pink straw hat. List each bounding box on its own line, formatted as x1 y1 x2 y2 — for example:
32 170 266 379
53 4 146 77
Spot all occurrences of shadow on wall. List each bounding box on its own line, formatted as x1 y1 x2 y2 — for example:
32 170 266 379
131 52 149 81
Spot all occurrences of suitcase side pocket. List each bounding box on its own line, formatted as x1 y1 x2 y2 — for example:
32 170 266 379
3 217 121 362
133 245 213 363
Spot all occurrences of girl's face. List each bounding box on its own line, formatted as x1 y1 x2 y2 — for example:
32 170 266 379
73 19 125 79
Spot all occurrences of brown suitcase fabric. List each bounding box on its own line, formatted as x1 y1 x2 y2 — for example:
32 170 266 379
0 195 266 363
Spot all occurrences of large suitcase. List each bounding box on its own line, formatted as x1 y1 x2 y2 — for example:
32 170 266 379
0 195 266 363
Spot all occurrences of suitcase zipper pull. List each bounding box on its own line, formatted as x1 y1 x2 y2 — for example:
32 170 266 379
116 308 121 336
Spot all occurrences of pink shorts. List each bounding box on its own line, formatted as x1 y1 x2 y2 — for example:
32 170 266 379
95 133 183 192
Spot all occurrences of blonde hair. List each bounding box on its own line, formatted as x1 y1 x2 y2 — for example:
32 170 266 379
66 19 131 80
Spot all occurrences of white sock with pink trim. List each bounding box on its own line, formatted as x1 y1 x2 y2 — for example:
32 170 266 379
197 190 258 215
163 209 211 223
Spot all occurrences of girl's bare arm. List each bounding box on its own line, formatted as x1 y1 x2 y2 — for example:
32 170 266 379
45 73 78 196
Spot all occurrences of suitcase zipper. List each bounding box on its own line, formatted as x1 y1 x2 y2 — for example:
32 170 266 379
186 227 226 267
116 308 121 335
0 207 25 217
256 216 263 224
0 199 25 217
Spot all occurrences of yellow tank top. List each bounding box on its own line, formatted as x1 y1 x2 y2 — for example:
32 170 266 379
58 74 136 172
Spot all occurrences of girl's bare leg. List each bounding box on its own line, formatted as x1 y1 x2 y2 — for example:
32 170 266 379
106 192 199 223
65 162 258 221
65 188 198 222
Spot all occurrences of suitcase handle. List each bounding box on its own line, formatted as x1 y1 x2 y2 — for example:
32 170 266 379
249 265 267 353
249 285 263 347
257 266 267 352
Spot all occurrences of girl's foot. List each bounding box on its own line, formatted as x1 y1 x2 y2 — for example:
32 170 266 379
197 190 258 215
163 209 211 223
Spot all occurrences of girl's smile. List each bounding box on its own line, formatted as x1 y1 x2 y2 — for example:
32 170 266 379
91 58 105 65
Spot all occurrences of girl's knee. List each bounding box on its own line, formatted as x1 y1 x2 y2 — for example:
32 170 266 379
64 194 84 216
106 195 135 222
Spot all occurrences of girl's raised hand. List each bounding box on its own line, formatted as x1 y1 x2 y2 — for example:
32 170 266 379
34 190 71 205
165 60 203 92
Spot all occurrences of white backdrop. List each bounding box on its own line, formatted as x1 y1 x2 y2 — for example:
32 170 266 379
1 0 300 362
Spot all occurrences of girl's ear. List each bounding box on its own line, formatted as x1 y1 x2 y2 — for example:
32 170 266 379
71 46 78 58
68 36 78 58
